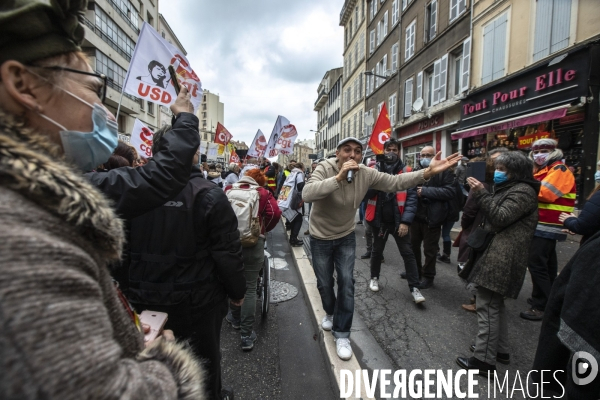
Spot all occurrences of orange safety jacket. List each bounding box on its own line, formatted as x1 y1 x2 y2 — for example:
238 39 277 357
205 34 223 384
365 165 412 222
534 160 576 240
266 176 276 190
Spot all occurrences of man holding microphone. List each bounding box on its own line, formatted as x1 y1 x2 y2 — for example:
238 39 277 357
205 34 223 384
303 137 461 360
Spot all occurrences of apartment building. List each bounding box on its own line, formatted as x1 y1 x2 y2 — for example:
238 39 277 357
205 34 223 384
157 14 186 128
314 67 343 158
82 0 161 139
454 0 600 202
341 0 368 144
365 0 471 167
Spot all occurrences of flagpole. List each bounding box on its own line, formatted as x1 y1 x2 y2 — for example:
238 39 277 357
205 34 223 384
115 90 125 127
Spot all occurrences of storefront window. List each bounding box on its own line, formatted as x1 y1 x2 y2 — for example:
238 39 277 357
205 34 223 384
404 143 432 169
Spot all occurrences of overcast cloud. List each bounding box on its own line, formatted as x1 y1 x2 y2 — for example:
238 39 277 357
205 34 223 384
161 1 344 147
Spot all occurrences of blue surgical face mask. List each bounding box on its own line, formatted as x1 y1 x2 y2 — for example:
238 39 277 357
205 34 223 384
420 158 431 168
494 170 508 184
36 88 118 172
595 170 600 183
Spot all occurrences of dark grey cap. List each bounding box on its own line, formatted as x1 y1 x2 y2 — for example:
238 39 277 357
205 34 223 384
337 137 363 150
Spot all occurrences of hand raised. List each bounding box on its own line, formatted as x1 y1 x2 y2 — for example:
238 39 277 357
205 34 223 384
424 152 462 179
170 85 194 115
336 160 360 182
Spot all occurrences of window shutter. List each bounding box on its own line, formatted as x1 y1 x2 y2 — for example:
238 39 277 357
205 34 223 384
450 0 457 21
461 37 471 92
402 0 407 11
404 78 413 117
366 72 370 95
359 73 363 98
533 0 552 61
430 0 437 39
371 70 375 93
417 71 423 99
370 0 374 20
492 13 507 81
550 0 571 53
481 22 495 84
383 54 388 74
432 58 441 105
405 26 411 59
384 11 388 36
458 0 466 16
376 63 380 88
392 43 398 71
389 94 396 125
392 0 398 24
370 30 375 53
377 21 381 45
439 54 448 102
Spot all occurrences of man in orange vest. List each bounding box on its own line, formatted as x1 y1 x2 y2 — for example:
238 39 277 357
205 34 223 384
521 138 576 321
363 139 425 303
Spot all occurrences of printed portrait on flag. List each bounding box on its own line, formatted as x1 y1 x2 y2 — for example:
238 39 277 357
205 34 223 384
136 60 168 89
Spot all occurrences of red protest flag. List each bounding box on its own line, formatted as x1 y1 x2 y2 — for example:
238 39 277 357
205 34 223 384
215 122 233 145
229 149 240 164
368 103 391 155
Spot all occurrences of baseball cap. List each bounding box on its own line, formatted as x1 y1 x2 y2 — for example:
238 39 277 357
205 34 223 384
337 137 363 150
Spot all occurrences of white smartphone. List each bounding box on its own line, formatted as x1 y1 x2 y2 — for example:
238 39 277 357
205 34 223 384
139 310 168 342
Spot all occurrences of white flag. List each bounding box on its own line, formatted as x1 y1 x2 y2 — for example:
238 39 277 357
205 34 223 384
130 118 154 158
123 22 202 111
207 143 219 158
274 123 298 155
247 129 267 158
264 116 290 158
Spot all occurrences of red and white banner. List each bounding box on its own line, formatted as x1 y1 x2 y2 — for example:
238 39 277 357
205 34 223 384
230 150 240 163
130 118 154 158
275 123 298 155
215 122 233 145
368 103 391 155
124 22 202 112
264 115 290 158
247 129 267 158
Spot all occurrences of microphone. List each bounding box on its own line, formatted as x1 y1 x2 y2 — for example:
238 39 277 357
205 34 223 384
347 170 354 183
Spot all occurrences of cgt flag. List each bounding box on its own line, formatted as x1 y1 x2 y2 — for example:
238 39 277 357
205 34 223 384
230 149 240 164
215 123 233 155
274 123 298 155
130 118 154 158
247 129 267 158
124 22 202 111
264 115 290 158
368 103 391 155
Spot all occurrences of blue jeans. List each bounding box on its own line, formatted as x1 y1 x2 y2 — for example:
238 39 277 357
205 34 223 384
310 232 356 338
441 219 454 243
359 201 366 222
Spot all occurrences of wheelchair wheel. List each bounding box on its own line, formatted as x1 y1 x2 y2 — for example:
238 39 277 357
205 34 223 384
261 255 270 317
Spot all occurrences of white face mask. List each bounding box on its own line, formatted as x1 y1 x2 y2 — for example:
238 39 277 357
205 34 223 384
533 152 549 166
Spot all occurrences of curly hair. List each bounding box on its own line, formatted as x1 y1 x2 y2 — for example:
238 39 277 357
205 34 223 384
244 168 266 186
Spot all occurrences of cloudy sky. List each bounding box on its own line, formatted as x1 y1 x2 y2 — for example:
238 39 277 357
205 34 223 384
161 1 345 147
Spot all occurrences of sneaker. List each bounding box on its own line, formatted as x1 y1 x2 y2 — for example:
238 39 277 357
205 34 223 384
412 288 425 303
335 337 353 360
356 220 363 225
360 251 371 259
520 308 544 321
290 239 303 247
457 263 465 274
369 277 379 292
241 331 257 351
419 278 434 289
226 311 240 330
321 314 333 331
437 254 451 263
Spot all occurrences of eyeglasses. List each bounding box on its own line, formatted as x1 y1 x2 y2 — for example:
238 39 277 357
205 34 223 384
420 153 435 158
29 65 107 102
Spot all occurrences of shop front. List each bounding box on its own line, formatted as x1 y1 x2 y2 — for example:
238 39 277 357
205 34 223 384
453 44 600 204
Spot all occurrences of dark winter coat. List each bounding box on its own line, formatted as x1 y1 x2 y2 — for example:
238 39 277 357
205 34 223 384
0 110 205 399
127 168 247 316
414 168 455 227
563 190 600 245
532 230 600 399
363 160 418 230
465 179 540 299
85 112 200 220
456 182 491 263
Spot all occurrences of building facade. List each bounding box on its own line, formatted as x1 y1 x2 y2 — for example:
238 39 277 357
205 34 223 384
83 0 161 139
341 0 368 146
453 0 600 203
314 68 343 158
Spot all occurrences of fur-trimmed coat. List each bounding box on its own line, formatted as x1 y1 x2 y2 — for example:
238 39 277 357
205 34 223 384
465 180 540 299
0 111 205 399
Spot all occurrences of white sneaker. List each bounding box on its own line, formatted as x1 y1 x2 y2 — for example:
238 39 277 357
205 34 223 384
335 337 353 360
412 288 426 304
321 314 333 331
369 277 379 292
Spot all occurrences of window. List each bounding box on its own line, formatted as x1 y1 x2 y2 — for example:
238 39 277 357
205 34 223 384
481 12 507 85
365 109 373 136
405 20 416 60
353 114 358 137
453 53 462 96
349 19 353 38
349 50 353 72
432 54 448 105
95 6 136 60
366 72 371 95
354 42 359 65
161 30 165 38
370 29 376 54
404 77 413 117
425 67 434 106
402 0 407 11
416 71 423 100
361 33 365 60
391 43 399 71
375 63 381 88
378 102 384 114
383 11 388 38
533 0 572 62
95 49 127 91
370 0 375 21
449 0 466 23
389 93 397 125
146 11 154 28
425 0 437 43
147 101 154 115
461 37 471 92
381 54 388 79
392 0 399 25
370 69 375 93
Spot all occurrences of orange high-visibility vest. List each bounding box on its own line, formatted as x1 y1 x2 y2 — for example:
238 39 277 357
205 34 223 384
534 161 576 236
365 165 412 222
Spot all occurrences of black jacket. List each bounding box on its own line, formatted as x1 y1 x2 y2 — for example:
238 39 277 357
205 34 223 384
414 168 455 227
363 160 417 230
563 190 600 245
85 113 200 220
127 168 246 316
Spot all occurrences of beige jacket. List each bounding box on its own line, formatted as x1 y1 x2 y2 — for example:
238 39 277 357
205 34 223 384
303 158 427 240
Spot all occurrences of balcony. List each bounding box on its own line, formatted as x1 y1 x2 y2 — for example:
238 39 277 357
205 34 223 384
314 89 329 111
105 0 140 34
83 16 131 61
339 0 357 26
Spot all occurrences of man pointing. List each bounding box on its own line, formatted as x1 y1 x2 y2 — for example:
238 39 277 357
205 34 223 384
303 137 461 360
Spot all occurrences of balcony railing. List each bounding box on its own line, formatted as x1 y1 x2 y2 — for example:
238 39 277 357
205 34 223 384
106 0 140 34
106 78 142 105
83 16 131 61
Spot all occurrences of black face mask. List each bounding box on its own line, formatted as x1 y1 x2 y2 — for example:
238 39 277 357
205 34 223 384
384 152 399 164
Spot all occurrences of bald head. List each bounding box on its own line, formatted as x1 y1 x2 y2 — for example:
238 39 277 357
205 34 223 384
420 146 435 158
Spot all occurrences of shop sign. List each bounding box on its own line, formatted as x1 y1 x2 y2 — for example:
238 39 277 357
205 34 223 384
559 113 585 125
517 132 553 149
459 48 590 130
398 114 444 138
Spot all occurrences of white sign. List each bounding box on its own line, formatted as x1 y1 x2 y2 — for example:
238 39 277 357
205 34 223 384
247 129 268 158
124 22 202 112
130 118 154 158
207 142 219 158
264 115 290 158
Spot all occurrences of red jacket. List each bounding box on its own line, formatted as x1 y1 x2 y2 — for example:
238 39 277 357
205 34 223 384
224 183 281 235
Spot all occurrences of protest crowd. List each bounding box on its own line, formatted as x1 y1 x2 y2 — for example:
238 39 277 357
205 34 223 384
1 1 600 399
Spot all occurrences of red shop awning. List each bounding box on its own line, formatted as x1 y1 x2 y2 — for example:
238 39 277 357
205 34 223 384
451 104 570 140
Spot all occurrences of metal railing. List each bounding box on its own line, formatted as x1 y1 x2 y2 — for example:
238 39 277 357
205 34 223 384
106 79 142 105
106 0 140 34
83 17 132 61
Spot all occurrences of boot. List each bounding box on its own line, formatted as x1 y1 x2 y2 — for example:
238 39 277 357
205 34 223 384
437 241 452 263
